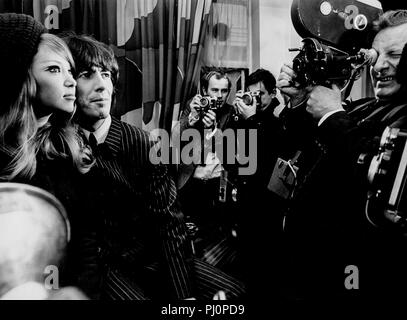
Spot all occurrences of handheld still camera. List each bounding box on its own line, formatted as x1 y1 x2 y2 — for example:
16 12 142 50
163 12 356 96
290 0 382 96
196 96 223 119
237 91 261 107
366 127 407 228
232 90 261 121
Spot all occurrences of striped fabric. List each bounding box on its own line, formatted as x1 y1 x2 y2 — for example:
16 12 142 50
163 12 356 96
192 258 245 300
202 236 238 268
104 269 147 300
92 117 193 299
88 117 245 300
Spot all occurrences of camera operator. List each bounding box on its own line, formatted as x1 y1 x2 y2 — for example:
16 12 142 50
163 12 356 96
230 68 295 291
276 9 407 301
176 70 238 273
232 69 286 189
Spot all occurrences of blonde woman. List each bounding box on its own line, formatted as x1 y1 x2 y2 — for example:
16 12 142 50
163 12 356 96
0 13 96 295
0 13 93 181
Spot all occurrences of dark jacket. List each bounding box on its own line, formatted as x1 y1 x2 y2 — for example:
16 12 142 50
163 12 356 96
175 101 234 189
72 117 194 299
282 96 407 300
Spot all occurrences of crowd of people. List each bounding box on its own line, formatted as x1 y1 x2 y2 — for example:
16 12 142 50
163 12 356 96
1 6 407 305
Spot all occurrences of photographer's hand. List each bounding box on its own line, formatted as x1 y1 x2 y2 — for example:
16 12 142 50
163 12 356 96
188 95 202 127
202 109 216 129
306 84 344 121
277 62 310 107
233 97 256 120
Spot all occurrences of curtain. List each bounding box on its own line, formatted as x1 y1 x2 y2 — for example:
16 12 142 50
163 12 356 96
116 0 213 132
204 0 250 69
1 0 213 133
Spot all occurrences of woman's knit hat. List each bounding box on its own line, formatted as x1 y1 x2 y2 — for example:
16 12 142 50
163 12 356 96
0 13 47 110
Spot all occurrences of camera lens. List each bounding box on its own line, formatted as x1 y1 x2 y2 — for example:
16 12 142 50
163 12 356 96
242 93 253 105
200 97 209 107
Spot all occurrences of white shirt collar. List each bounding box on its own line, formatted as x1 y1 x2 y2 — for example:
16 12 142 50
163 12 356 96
81 115 112 144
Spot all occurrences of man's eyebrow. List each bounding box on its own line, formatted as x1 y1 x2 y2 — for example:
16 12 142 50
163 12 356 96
77 68 94 73
384 44 403 52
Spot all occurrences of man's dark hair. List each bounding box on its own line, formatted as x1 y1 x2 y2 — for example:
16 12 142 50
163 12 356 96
246 68 276 94
62 33 119 87
200 70 231 92
373 9 407 31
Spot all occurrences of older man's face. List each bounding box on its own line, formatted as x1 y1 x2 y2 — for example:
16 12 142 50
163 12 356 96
370 23 407 100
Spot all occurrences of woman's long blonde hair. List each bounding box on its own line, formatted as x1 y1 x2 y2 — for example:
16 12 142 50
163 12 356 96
0 33 93 180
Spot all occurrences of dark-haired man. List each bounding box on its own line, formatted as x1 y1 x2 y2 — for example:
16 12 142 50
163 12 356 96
63 34 245 300
230 68 292 288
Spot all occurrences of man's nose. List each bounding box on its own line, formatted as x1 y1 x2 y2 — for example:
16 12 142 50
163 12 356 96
94 71 107 91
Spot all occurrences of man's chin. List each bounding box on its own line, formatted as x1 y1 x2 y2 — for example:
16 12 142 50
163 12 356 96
97 113 109 120
375 90 395 101
375 83 401 100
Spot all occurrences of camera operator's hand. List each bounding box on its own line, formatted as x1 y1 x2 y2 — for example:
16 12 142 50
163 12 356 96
188 94 202 127
202 109 216 129
306 84 344 121
277 62 310 107
233 95 256 120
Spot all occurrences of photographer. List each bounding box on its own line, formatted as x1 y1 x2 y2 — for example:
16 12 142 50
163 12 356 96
232 69 286 192
230 68 294 291
176 70 237 272
276 9 407 301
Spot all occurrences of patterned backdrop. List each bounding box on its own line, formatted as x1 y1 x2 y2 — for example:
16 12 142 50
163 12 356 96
0 0 213 133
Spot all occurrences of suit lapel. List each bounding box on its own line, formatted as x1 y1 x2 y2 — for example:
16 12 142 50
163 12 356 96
104 117 122 158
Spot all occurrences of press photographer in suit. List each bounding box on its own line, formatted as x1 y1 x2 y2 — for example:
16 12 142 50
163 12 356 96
276 9 407 301
229 69 293 288
175 70 238 271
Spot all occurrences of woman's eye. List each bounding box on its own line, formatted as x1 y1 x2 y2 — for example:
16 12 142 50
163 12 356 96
47 66 61 73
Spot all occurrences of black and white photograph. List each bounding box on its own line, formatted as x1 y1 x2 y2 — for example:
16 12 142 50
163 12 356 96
0 0 406 317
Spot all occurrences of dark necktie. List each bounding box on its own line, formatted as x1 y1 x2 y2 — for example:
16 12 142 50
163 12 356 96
88 133 98 153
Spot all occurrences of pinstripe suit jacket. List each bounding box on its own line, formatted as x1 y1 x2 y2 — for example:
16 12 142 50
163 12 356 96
76 117 193 299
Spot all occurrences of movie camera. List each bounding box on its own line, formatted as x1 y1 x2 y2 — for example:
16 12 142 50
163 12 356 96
289 0 382 97
290 38 377 88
